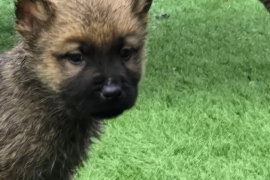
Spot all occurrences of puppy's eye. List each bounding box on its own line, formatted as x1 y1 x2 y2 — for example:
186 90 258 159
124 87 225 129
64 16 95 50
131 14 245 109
67 54 84 65
120 48 133 61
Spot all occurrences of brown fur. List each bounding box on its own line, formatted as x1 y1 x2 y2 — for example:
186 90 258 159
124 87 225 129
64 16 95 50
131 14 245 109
0 0 152 179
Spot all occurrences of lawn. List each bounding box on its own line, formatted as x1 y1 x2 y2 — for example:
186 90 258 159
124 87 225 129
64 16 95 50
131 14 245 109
1 0 270 179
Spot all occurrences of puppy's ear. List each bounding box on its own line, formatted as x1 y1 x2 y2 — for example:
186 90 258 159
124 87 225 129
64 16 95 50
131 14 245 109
132 0 153 26
15 0 55 38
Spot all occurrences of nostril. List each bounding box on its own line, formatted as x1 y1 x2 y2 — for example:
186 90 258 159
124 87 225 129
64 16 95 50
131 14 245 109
100 84 123 100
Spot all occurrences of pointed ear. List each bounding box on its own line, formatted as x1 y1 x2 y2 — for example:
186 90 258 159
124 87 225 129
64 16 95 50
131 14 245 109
15 0 55 38
132 0 153 26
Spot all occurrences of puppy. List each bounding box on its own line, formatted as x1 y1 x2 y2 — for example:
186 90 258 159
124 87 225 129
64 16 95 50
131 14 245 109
0 0 152 179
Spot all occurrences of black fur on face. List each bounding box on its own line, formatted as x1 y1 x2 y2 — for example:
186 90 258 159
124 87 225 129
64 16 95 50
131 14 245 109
60 43 142 120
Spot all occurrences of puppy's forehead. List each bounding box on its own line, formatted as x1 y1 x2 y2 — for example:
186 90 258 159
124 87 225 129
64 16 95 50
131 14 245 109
51 0 145 48
53 0 133 16
52 0 132 6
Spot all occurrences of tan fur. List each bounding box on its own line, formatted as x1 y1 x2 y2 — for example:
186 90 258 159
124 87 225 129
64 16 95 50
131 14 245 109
17 0 149 92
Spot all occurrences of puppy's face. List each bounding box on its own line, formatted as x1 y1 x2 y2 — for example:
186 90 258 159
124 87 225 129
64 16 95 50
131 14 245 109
15 0 152 119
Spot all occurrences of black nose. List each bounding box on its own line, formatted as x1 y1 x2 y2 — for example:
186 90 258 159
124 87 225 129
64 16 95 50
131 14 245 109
100 81 123 100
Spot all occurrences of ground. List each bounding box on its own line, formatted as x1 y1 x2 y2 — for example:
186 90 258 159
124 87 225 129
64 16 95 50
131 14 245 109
1 0 270 179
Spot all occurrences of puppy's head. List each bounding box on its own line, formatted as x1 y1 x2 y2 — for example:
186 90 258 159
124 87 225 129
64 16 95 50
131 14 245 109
15 0 152 119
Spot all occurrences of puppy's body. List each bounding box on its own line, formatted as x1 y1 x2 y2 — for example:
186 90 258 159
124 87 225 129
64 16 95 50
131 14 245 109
0 33 101 180
0 0 152 179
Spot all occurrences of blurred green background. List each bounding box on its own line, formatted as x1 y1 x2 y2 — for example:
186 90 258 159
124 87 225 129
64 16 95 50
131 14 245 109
1 0 270 179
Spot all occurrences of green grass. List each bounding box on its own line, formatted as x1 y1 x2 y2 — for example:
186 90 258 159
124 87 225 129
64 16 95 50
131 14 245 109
1 0 270 179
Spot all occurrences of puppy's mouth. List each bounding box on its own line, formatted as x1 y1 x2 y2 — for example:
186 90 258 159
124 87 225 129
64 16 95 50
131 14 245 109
89 93 136 119
63 89 137 120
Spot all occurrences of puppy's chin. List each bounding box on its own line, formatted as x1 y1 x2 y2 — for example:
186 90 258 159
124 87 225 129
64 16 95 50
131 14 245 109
91 109 125 119
93 98 137 119
88 95 137 119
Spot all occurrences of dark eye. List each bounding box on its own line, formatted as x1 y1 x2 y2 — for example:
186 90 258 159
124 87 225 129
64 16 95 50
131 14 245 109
67 54 84 65
120 48 133 61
